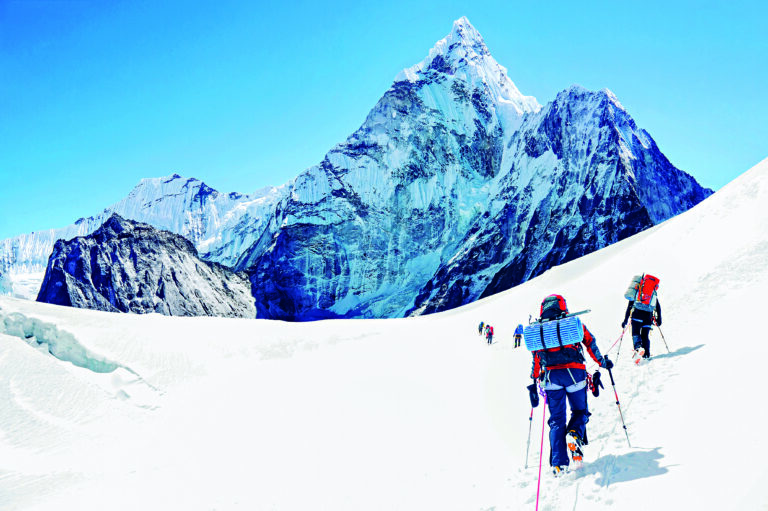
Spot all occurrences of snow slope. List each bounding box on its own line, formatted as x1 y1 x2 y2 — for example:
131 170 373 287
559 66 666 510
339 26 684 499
0 157 765 510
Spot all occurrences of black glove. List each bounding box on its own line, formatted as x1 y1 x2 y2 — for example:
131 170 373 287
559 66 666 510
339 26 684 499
527 383 539 408
602 356 613 370
621 320 627 329
591 370 604 397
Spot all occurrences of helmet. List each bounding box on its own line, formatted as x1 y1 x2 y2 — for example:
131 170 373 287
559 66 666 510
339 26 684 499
540 294 568 320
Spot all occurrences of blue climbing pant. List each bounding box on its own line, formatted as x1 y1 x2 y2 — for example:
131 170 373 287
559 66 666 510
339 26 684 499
543 368 591 467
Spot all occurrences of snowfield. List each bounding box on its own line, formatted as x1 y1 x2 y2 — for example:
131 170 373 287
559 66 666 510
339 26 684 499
0 158 766 510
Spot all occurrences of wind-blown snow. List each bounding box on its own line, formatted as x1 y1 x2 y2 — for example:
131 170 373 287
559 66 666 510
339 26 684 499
0 157 765 509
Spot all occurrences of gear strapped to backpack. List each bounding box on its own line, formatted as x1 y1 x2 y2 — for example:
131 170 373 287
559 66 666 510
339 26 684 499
523 316 585 351
528 322 587 370
523 295 590 371
625 273 660 312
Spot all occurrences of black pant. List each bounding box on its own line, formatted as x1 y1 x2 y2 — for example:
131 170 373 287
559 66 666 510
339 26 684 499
631 320 651 357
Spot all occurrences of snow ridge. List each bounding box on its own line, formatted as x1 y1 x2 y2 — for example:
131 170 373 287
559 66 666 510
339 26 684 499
0 308 118 373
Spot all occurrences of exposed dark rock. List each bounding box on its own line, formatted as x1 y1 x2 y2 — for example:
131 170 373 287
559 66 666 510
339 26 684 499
37 214 255 318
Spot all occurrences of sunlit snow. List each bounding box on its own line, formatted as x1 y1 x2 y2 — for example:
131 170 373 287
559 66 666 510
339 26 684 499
0 158 765 509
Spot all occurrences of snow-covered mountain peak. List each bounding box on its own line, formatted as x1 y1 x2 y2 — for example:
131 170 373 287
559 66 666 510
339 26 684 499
446 15 489 56
556 85 622 108
545 86 635 135
96 213 130 234
598 87 625 110
129 173 214 199
395 17 540 116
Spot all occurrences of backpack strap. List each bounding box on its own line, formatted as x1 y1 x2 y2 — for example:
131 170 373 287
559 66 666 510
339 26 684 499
539 323 545 350
556 319 564 348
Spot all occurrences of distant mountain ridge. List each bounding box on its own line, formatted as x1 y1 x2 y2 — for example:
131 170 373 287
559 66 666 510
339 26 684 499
37 214 256 318
0 174 285 280
1 17 712 319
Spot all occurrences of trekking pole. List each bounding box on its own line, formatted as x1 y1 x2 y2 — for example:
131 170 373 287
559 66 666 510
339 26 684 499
616 328 626 359
535 390 548 511
606 326 627 355
524 407 534 469
606 367 631 447
654 320 671 353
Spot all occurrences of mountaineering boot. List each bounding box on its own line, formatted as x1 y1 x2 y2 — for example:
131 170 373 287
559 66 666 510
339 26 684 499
632 347 645 365
552 465 569 477
566 430 584 464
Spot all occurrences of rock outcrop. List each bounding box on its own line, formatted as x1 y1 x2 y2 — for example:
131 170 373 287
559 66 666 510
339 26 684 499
37 214 256 318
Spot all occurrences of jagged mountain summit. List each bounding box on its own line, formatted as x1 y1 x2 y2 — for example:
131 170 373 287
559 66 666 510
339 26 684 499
234 17 546 319
233 18 711 319
2 17 711 320
36 214 256 318
396 16 540 125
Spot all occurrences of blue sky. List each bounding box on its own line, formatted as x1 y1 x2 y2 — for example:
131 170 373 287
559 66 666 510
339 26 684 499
1 0 766 240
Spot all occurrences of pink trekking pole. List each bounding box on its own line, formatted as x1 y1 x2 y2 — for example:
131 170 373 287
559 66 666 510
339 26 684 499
606 325 627 356
535 390 548 511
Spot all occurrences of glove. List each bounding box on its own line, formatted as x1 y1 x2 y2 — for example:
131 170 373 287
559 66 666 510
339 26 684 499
621 320 627 329
602 356 613 370
591 370 604 397
527 383 540 408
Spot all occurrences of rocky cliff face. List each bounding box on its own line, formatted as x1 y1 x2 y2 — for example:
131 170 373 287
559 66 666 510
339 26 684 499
234 19 711 319
37 214 256 318
233 17 540 320
407 86 711 314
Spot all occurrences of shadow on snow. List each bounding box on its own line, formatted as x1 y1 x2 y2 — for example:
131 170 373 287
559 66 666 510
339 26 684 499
650 344 704 361
576 447 670 486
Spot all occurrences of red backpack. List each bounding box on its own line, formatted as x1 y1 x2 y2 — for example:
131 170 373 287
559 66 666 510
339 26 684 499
633 274 659 312
540 294 568 320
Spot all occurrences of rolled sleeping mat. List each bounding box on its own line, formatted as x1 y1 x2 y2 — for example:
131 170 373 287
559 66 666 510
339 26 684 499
523 315 584 351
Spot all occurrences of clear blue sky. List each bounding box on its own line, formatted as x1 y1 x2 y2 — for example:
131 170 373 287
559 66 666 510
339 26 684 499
1 0 766 240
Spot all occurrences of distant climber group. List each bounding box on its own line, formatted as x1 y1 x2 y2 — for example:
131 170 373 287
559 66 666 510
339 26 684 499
478 321 494 344
478 272 663 478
